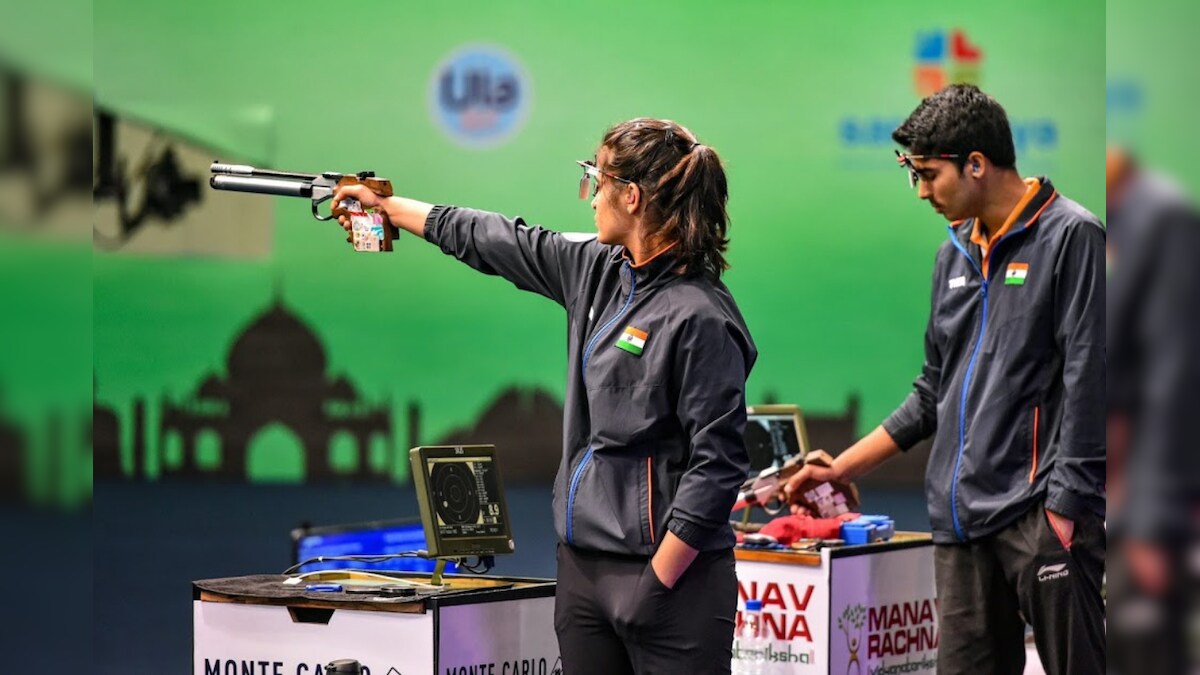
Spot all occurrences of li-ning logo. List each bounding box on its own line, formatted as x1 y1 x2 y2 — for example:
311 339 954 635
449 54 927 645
1037 563 1069 582
430 44 531 148
913 29 983 97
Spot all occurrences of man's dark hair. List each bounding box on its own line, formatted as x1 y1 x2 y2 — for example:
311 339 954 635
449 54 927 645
892 84 1017 170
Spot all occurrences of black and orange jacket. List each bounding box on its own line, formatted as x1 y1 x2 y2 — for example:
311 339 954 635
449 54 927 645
883 178 1106 543
424 205 757 555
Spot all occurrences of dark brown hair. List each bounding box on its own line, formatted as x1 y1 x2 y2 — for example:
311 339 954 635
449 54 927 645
600 118 730 279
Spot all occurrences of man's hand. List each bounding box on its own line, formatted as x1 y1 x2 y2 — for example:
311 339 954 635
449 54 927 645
783 450 838 514
1045 508 1076 549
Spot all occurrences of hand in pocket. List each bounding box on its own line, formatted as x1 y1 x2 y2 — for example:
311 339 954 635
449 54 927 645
1045 508 1075 549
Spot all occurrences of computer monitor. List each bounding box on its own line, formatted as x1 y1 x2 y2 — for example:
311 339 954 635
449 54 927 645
290 518 457 574
409 445 515 558
744 404 811 475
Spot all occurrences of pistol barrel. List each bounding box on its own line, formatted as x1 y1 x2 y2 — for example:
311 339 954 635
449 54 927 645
210 174 313 197
210 161 319 182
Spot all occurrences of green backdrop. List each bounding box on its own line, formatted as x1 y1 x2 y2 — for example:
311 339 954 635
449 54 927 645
8 0 1107 494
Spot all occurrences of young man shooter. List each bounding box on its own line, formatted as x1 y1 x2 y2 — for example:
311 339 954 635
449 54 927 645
786 85 1105 675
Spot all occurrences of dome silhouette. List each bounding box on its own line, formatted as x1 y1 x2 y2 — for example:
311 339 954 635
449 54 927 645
227 301 326 384
158 297 392 484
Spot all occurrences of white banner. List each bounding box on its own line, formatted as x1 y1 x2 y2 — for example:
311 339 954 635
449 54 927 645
193 601 432 675
438 596 559 675
733 558 830 674
828 547 938 675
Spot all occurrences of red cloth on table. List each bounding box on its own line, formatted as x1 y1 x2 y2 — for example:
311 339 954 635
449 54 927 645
758 512 860 545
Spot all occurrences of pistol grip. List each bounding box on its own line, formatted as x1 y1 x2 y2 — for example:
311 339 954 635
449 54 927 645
335 176 400 251
360 178 400 238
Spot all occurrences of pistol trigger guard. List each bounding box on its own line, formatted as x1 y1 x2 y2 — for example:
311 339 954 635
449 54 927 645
311 194 334 221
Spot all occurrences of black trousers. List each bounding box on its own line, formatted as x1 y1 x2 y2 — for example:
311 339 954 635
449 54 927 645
934 501 1106 675
554 543 737 675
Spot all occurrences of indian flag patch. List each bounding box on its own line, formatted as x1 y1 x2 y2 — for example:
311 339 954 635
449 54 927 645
1005 262 1030 285
615 326 649 356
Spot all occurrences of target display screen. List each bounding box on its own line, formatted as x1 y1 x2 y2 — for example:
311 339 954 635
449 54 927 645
410 445 515 557
427 456 504 538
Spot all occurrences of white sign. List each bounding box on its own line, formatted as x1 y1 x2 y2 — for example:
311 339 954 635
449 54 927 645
828 547 939 675
734 558 830 674
193 601 431 674
194 594 559 675
438 597 559 674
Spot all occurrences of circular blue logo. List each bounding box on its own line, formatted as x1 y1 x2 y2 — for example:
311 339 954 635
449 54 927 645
429 45 531 148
